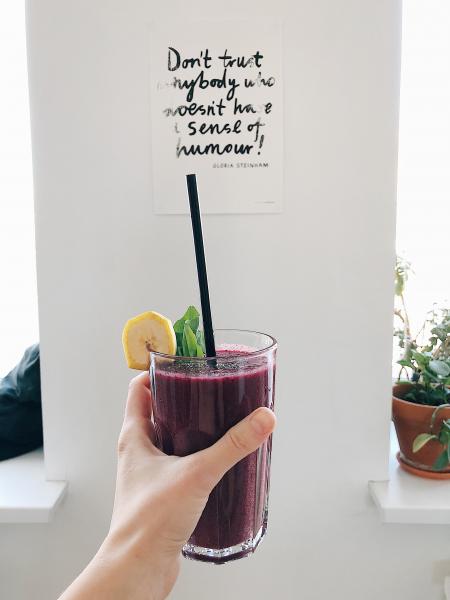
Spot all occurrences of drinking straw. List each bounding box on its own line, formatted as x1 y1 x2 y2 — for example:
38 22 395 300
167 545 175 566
186 174 217 358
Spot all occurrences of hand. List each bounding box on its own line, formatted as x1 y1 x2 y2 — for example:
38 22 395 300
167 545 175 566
59 372 276 600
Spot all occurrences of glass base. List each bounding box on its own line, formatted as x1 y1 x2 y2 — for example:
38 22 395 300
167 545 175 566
182 524 266 565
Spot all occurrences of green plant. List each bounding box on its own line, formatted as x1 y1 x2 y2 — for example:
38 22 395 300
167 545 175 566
394 258 450 470
173 306 206 357
413 405 450 470
394 257 450 406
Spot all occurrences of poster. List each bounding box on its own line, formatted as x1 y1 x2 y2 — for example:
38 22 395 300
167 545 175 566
149 19 283 214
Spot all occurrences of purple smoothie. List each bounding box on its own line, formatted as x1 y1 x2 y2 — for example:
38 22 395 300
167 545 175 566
151 347 275 562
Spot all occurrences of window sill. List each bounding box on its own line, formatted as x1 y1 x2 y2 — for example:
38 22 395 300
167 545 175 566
0 449 67 523
369 425 450 524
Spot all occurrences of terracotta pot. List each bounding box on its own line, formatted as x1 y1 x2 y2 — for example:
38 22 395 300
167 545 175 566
392 383 450 477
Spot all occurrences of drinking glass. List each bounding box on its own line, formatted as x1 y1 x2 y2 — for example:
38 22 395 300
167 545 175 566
150 329 277 564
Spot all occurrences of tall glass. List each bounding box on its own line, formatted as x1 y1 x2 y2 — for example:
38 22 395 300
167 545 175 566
150 329 277 564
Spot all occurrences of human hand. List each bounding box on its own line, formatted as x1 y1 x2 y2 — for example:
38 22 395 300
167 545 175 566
60 372 276 600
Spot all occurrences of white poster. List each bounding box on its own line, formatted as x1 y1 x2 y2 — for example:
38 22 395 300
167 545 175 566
149 19 283 214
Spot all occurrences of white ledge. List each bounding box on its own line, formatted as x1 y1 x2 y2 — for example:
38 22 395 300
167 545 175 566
369 426 450 524
0 449 67 523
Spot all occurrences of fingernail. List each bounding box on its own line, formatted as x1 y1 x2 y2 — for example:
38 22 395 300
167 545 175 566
250 409 274 435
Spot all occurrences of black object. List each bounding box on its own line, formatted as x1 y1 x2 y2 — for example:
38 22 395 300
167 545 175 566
186 174 216 358
0 344 43 461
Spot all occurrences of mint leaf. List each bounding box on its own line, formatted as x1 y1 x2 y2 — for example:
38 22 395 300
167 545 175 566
187 315 200 335
173 319 185 334
174 306 205 357
196 330 205 354
182 331 189 356
184 323 198 356
175 306 199 332
183 305 199 321
174 321 187 356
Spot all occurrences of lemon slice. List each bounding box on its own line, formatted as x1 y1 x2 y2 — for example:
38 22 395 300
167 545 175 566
122 311 177 370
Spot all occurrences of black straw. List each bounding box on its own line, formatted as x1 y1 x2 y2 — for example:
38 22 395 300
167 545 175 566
186 174 216 358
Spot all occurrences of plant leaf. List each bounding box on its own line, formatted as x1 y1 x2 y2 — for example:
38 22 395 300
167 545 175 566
439 429 450 445
423 368 441 384
173 319 185 334
182 332 189 357
397 359 412 368
411 351 429 369
174 306 202 355
196 330 205 353
429 360 450 378
184 323 198 357
394 257 410 296
433 449 450 471
182 306 200 332
412 433 437 453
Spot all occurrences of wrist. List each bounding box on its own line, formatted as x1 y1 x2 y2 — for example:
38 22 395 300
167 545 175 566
97 528 179 600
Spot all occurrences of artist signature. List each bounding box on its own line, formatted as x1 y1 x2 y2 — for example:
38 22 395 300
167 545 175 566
212 162 269 169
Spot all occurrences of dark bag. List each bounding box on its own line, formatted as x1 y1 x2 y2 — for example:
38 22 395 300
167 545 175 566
0 344 43 461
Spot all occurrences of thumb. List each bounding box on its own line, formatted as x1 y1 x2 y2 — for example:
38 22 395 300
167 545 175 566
195 407 276 490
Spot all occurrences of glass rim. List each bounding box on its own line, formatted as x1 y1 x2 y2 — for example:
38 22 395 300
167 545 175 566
150 328 277 361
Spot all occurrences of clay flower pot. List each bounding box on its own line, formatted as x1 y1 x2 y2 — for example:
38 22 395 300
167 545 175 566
392 383 450 479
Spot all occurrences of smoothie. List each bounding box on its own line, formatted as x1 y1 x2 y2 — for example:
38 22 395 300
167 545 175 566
151 347 276 562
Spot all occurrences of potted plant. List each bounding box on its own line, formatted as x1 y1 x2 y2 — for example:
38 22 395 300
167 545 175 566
392 258 450 478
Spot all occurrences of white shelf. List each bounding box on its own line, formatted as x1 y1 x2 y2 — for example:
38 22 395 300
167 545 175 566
369 426 450 524
0 449 67 523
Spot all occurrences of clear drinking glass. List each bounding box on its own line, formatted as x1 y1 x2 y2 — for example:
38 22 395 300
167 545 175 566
150 329 277 564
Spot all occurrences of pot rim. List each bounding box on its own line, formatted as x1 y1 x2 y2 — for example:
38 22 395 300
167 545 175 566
392 395 450 412
392 383 450 408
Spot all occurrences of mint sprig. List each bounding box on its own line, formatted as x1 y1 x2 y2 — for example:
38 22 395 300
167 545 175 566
174 306 206 357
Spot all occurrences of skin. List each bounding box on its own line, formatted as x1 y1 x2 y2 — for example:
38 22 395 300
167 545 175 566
59 372 276 600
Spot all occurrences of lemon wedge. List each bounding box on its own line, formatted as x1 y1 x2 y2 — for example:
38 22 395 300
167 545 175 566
122 311 177 370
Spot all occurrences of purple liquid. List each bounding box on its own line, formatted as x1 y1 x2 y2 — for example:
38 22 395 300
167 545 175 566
152 349 275 562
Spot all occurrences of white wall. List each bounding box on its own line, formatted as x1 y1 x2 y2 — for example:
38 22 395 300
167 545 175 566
2 1 449 599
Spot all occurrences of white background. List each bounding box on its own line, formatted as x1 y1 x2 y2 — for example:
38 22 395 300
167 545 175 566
0 0 38 374
0 2 449 600
395 1 450 339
